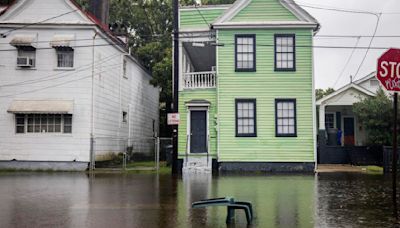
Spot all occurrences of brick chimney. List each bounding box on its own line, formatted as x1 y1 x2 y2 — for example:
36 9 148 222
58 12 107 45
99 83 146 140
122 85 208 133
89 0 109 25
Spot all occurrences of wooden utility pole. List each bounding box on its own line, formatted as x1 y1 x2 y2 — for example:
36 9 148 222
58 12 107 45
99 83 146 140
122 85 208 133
171 0 179 174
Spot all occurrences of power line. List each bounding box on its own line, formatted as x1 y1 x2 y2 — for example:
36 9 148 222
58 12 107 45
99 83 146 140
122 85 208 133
0 43 126 52
284 0 379 16
0 64 122 98
0 52 121 87
194 5 210 28
1 10 79 37
353 13 382 81
2 34 400 47
332 37 361 88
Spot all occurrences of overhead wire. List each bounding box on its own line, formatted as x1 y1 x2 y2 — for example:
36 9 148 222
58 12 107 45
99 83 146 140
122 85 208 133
353 13 382 81
0 63 123 98
332 37 361 88
1 10 79 37
0 52 121 87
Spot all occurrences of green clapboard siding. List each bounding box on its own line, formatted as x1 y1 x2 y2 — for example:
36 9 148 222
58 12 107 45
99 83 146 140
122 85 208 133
217 29 314 162
179 8 227 30
230 0 299 22
178 89 217 158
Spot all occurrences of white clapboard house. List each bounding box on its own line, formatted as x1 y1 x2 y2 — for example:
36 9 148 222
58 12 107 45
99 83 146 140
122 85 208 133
0 0 159 170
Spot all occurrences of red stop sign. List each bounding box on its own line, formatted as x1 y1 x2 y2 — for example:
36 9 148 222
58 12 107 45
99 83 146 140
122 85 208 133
376 48 400 91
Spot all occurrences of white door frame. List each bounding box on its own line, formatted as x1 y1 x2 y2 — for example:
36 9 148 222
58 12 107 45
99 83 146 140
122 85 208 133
186 106 209 154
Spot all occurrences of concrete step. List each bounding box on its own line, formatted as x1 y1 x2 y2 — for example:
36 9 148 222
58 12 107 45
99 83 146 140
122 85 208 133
183 156 212 173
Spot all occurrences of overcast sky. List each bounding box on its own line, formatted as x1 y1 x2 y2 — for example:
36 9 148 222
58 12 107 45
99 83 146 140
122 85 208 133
295 0 400 89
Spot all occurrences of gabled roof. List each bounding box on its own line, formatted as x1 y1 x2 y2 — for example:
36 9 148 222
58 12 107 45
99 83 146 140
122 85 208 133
0 0 149 74
353 71 376 85
316 83 376 106
212 0 319 31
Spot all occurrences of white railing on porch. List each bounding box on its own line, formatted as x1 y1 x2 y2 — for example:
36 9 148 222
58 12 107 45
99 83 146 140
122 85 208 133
183 71 216 89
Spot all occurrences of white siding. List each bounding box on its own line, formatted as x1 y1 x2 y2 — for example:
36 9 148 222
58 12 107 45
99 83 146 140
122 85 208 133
92 35 159 160
0 0 159 164
0 28 93 162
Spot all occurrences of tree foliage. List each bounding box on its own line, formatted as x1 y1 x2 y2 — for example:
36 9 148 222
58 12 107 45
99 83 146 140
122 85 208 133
353 89 394 145
316 88 335 100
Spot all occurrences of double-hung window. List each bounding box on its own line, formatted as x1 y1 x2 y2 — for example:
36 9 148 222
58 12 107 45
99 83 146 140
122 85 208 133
275 99 297 137
275 34 295 71
235 99 257 137
56 47 74 68
235 34 256 72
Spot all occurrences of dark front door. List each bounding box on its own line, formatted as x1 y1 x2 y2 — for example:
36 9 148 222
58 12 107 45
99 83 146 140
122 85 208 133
343 117 355 146
190 110 207 153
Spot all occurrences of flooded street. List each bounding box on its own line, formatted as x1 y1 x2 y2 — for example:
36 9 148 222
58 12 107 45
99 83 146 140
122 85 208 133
0 172 396 228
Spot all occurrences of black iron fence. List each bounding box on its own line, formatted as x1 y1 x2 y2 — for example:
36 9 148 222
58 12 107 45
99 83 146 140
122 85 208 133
318 145 383 166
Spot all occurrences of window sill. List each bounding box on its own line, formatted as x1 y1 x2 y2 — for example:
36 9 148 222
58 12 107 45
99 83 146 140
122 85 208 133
15 67 37 70
235 69 256 72
275 134 297 137
274 68 296 72
235 134 257 137
15 133 73 136
54 67 75 71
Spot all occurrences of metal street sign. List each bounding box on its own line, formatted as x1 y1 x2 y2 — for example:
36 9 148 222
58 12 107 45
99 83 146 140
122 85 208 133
376 48 400 91
377 48 400 219
167 113 180 125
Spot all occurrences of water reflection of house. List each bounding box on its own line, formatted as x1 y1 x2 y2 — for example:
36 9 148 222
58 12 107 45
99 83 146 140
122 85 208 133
178 175 315 227
316 72 383 164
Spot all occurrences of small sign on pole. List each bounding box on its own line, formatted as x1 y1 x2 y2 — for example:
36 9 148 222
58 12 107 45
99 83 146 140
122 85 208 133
168 113 180 125
376 48 400 219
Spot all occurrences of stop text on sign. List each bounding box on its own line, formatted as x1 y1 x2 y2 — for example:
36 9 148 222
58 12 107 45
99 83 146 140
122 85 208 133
376 48 400 92
379 61 400 78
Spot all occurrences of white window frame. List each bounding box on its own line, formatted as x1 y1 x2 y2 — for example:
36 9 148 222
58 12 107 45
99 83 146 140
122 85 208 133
15 114 72 134
55 48 74 69
17 47 36 68
122 58 128 79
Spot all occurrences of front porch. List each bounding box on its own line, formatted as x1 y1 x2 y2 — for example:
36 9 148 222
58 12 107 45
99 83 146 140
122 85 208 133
318 105 366 147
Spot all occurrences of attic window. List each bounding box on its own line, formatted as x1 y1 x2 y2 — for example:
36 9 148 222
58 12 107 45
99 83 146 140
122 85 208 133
17 47 36 67
55 47 74 68
370 79 379 87
123 58 127 78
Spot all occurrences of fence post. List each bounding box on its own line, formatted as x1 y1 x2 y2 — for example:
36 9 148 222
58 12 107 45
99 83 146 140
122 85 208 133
157 137 160 171
90 138 95 171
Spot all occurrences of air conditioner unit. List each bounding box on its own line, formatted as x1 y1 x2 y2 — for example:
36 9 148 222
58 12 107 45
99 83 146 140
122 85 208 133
17 57 34 67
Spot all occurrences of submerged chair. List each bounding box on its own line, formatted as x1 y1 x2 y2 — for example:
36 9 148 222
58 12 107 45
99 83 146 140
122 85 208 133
191 197 253 224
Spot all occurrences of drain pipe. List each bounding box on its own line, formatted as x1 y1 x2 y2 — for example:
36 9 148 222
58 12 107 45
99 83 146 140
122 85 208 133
90 31 98 171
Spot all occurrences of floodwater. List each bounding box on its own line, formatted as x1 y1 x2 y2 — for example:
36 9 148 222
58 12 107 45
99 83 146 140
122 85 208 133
0 172 396 228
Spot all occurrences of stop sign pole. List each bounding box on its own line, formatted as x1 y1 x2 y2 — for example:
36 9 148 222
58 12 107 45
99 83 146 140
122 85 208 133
376 48 400 219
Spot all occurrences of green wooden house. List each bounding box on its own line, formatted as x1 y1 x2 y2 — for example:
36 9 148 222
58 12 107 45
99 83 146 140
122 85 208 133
177 0 319 172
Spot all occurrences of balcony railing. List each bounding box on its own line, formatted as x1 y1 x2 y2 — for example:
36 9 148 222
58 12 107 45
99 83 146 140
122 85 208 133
183 71 216 89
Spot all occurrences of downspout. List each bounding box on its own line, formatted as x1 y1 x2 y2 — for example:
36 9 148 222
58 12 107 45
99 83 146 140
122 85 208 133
128 104 132 147
90 31 98 171
118 53 122 138
216 30 220 163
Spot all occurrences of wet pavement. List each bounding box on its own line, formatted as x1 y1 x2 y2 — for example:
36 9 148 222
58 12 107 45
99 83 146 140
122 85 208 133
0 172 396 228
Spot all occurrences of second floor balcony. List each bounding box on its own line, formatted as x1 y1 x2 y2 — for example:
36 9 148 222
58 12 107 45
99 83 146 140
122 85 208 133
180 35 217 90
